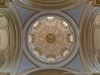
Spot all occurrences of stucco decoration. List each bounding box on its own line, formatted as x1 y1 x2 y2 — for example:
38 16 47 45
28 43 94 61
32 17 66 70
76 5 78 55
12 0 88 10
0 4 22 73
28 16 74 64
0 13 9 69
23 11 79 67
93 13 100 65
0 14 9 52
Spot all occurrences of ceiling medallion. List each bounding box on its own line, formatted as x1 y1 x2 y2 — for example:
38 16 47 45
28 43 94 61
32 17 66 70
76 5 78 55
46 33 55 43
28 16 75 64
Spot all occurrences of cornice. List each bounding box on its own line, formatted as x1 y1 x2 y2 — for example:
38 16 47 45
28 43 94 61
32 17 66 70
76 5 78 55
12 0 88 11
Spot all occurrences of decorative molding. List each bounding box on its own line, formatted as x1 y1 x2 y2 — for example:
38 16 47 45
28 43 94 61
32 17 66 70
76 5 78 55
0 3 22 74
12 0 88 10
17 68 84 75
79 1 100 72
27 16 75 64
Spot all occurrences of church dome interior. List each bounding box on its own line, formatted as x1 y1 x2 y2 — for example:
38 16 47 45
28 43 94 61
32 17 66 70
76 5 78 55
28 16 74 63
0 0 100 75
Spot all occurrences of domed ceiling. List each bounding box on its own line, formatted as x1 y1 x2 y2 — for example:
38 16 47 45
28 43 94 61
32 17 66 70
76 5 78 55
23 12 79 67
28 16 74 63
12 0 88 10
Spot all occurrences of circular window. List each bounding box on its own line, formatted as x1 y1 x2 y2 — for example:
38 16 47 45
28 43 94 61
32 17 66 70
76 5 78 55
23 12 79 67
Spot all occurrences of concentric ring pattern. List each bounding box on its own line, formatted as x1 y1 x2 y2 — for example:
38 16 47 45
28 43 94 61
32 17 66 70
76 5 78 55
27 16 75 64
